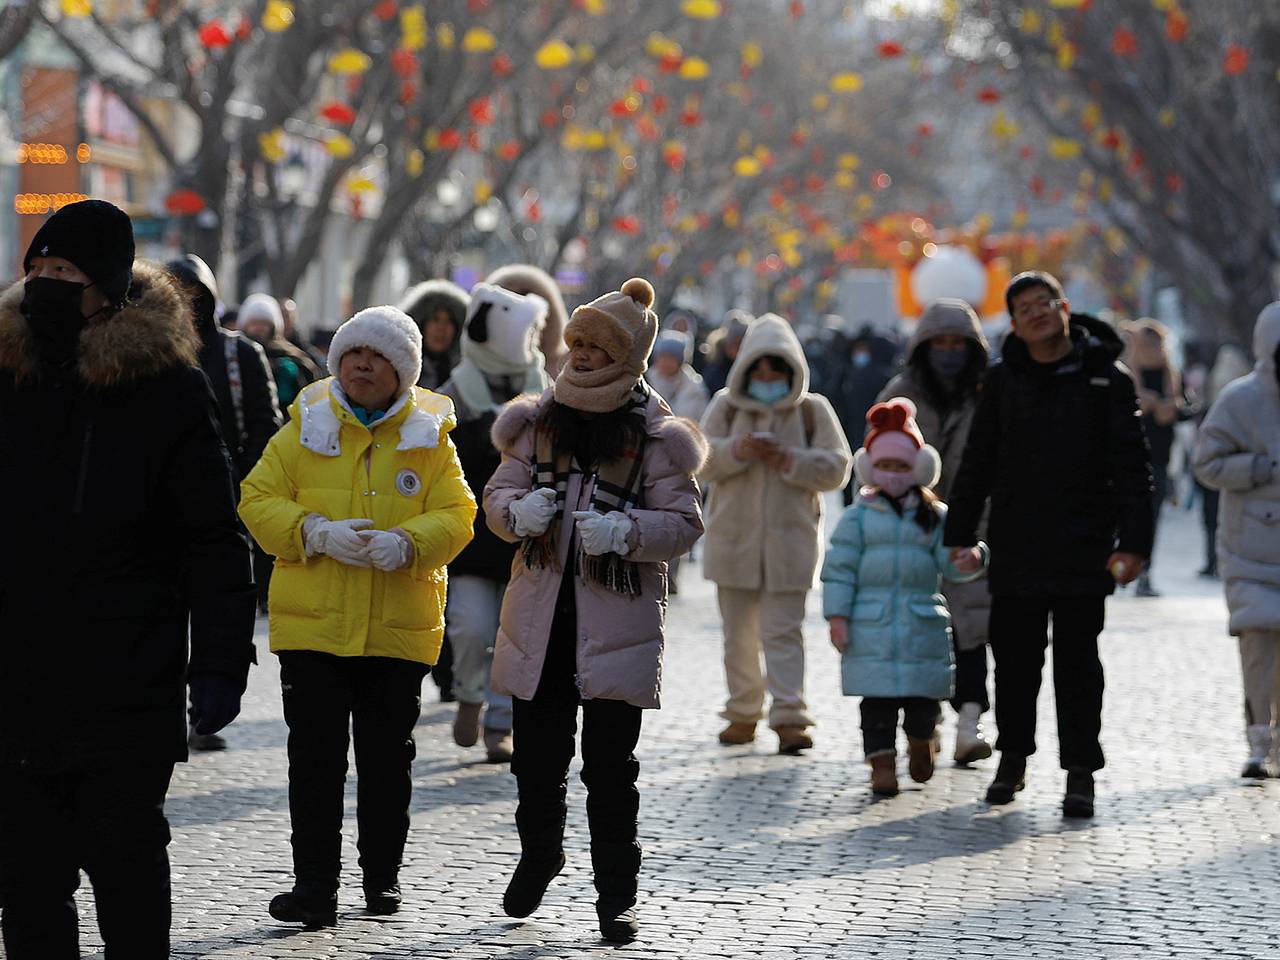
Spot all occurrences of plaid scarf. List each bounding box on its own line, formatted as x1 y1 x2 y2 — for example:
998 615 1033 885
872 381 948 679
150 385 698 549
521 383 650 595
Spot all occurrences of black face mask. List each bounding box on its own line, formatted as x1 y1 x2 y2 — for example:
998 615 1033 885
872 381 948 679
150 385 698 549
928 346 969 381
20 277 93 367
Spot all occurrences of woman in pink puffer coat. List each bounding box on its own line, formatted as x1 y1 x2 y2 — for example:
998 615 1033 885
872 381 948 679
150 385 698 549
483 277 705 945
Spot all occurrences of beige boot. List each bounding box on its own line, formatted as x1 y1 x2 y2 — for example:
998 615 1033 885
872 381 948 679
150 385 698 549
453 701 482 748
484 728 514 763
776 725 814 755
717 721 757 745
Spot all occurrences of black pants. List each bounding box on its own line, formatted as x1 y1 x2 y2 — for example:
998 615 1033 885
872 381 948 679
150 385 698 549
989 595 1106 771
860 697 941 756
0 763 173 960
511 573 644 907
1147 460 1169 574
278 651 426 896
951 643 990 713
1198 482 1220 570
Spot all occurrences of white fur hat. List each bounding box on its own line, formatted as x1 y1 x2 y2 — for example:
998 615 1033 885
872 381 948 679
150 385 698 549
327 305 423 393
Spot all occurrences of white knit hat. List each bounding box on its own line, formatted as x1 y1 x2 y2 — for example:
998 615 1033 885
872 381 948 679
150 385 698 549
327 305 423 393
239 292 283 336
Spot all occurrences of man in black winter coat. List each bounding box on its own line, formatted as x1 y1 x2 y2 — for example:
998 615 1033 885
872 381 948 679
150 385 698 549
0 201 257 959
944 271 1152 819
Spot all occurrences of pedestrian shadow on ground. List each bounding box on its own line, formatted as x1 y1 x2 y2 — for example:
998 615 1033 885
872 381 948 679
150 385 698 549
166 784 289 827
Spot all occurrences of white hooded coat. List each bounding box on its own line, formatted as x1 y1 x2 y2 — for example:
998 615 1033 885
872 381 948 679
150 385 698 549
699 313 852 591
1193 303 1280 635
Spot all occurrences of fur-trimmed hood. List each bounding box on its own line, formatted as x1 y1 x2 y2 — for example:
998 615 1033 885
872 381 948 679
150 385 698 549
491 387 708 475
0 260 198 388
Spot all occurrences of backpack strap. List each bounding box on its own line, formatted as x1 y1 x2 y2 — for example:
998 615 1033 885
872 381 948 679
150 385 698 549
223 332 246 442
800 396 816 446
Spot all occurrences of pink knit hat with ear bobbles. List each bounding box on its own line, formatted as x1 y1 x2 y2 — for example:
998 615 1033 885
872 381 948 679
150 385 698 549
865 398 925 466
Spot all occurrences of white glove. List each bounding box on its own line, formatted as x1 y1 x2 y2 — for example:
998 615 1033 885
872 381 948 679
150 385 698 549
572 510 633 557
359 529 413 572
302 516 374 567
509 487 559 538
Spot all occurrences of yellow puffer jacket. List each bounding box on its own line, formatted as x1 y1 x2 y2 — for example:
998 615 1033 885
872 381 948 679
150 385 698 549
239 378 476 664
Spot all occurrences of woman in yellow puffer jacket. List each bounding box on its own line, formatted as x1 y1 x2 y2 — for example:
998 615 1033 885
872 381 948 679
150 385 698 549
240 305 475 928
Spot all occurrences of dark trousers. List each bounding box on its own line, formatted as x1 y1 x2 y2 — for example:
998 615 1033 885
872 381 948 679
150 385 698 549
1148 460 1169 573
1198 482 1220 571
278 651 426 896
0 763 173 960
989 595 1106 771
951 643 990 713
859 697 941 757
511 574 644 908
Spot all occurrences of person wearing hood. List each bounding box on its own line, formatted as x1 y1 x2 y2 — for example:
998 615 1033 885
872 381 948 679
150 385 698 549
166 256 282 485
438 283 551 763
240 292 320 411
944 271 1153 819
700 308 750 396
1195 343 1254 578
645 329 708 423
838 324 901 505
239 305 476 926
876 299 994 764
1193 303 1280 779
484 263 569 376
400 279 467 390
484 278 705 943
700 314 853 754
0 200 257 958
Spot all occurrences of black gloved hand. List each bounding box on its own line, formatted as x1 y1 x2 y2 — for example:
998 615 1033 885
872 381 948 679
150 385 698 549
189 673 245 736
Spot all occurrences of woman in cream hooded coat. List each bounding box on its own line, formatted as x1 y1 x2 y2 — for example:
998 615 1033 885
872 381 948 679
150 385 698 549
1193 302 1280 778
700 313 852 753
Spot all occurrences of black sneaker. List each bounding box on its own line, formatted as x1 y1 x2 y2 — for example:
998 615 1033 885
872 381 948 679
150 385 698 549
363 881 401 915
268 890 338 928
1063 769 1095 818
502 852 565 919
984 753 1026 804
597 900 639 943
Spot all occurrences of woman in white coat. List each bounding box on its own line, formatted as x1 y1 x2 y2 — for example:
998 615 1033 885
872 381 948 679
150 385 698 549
700 313 852 754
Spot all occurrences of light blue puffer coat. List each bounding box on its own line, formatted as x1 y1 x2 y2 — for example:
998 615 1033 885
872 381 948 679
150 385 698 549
821 492 987 699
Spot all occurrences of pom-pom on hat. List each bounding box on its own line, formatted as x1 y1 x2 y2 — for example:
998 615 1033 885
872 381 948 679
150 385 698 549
854 397 941 490
24 199 136 307
564 277 659 375
327 305 423 395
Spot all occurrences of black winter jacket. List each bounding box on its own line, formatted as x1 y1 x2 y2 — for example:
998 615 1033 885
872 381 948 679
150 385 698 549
0 263 258 771
197 320 281 485
943 314 1153 596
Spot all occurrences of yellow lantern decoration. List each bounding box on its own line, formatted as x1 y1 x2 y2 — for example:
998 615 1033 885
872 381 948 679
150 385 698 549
835 171 856 190
1049 136 1080 160
576 43 596 63
1021 9 1042 34
1099 178 1114 202
61 0 92 16
741 42 763 68
1048 0 1087 7
830 72 864 93
838 153 861 170
461 28 497 53
783 249 803 269
263 0 294 32
724 208 741 228
329 49 372 75
811 93 830 111
258 128 286 163
678 57 710 80
734 156 762 177
535 40 575 69
1011 207 1029 229
682 0 721 18
347 177 376 194
406 149 425 177
856 194 875 214
1158 107 1176 128
424 128 440 151
436 24 455 50
1057 42 1077 70
990 110 1020 140
474 181 493 204
580 0 606 12
646 33 682 59
401 7 427 51
326 134 355 158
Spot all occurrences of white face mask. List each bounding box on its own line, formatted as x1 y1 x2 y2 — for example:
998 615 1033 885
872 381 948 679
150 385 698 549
872 468 914 499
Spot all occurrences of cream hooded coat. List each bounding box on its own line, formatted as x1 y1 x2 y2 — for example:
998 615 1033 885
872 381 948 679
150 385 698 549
1193 303 1280 636
700 313 852 592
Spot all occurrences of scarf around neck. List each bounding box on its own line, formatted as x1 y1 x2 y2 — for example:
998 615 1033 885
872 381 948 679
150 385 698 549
451 352 549 414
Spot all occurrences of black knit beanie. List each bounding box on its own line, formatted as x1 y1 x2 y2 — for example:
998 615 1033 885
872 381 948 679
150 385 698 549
23 199 135 306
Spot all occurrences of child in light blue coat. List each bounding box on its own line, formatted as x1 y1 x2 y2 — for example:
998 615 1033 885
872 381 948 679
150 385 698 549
821 398 987 796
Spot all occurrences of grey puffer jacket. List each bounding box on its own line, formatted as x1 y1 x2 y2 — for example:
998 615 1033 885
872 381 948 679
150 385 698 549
1193 303 1280 636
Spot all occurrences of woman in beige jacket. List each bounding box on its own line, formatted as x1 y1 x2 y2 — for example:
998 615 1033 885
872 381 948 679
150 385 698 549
700 313 852 753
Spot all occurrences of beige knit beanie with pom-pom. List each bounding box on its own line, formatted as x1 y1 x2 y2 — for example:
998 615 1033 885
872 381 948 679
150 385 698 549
553 277 660 413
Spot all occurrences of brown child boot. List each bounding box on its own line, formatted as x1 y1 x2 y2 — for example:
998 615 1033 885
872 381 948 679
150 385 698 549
907 735 936 784
869 753 899 796
717 721 757 745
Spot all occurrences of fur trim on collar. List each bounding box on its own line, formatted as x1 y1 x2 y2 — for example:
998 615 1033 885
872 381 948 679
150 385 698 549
652 415 709 475
491 392 546 452
0 260 197 387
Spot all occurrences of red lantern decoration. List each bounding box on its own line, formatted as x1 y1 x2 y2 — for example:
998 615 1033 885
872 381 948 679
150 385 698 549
540 108 560 129
651 94 669 115
527 199 542 223
1101 129 1123 151
469 97 495 125
977 86 1001 104
236 16 252 41
635 116 659 141
917 123 933 137
373 0 398 20
1029 176 1045 197
164 188 207 215
392 50 418 77
492 54 514 77
400 80 418 104
198 20 232 50
1111 28 1138 57
319 101 357 125
804 174 824 192
789 1 804 19
498 141 521 161
658 53 683 73
878 41 904 58
1165 173 1183 193
1166 11 1189 43
1224 45 1250 76
438 128 462 150
679 110 702 127
612 216 642 235
609 98 634 117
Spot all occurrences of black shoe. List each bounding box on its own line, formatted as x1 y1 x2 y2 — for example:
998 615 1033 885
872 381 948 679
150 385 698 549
1063 769 1095 818
188 731 227 752
597 900 639 943
984 754 1026 804
268 890 338 928
363 881 401 915
502 852 565 918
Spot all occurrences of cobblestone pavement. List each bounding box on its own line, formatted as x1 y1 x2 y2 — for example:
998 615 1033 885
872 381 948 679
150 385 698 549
23 505 1280 959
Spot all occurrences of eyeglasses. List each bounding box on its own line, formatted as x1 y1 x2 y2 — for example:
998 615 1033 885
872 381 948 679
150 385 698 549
1012 297 1066 320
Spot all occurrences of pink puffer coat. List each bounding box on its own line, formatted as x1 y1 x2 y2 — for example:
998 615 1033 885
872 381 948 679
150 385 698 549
483 389 707 708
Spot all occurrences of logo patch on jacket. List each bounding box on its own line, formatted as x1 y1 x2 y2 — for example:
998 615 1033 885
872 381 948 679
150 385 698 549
395 468 422 497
